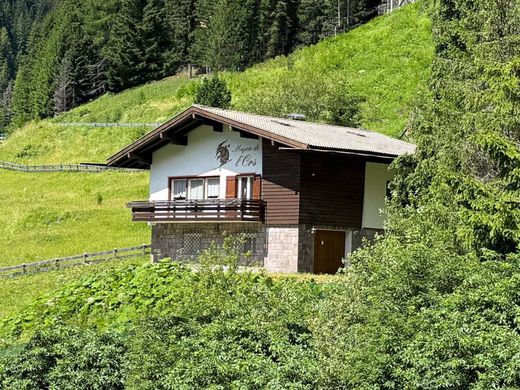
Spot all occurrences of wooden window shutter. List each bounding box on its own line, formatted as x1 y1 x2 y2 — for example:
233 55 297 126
226 176 236 199
253 175 262 199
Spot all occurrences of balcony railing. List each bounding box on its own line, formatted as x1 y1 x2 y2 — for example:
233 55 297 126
127 199 266 223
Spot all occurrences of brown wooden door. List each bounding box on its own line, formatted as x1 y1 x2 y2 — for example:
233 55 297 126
314 230 346 274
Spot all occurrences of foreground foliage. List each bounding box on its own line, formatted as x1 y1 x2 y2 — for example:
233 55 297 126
316 208 520 388
0 242 326 388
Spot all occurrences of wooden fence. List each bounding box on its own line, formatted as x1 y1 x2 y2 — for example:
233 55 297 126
0 244 151 277
56 122 161 128
0 160 145 173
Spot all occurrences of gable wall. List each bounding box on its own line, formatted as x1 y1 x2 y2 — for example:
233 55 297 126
149 124 262 200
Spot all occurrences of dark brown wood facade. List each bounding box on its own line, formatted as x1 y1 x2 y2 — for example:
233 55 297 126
261 141 366 227
262 139 301 224
299 153 365 227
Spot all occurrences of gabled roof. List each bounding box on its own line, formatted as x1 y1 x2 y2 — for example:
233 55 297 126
107 105 415 168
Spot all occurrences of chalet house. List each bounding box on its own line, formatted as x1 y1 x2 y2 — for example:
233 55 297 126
107 105 415 274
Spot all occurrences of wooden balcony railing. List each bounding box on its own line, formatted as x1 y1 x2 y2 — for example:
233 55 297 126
128 199 266 223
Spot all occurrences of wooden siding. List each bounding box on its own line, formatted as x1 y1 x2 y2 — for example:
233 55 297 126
299 153 365 227
262 140 301 224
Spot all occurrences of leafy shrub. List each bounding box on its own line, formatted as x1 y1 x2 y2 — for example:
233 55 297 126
1 237 327 388
0 326 126 390
194 75 232 108
237 69 363 127
125 274 319 389
313 199 520 389
15 143 48 159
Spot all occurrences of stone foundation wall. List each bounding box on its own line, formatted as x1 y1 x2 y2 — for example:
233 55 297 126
150 223 385 273
264 226 300 273
151 223 266 265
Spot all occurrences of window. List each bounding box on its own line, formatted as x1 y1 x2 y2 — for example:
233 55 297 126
172 179 187 200
188 179 204 200
182 232 204 258
238 176 254 200
170 177 221 201
206 178 220 199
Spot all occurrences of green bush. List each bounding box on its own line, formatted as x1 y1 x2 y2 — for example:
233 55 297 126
313 200 520 389
0 238 327 388
125 280 318 389
237 69 363 127
194 75 232 109
0 326 126 390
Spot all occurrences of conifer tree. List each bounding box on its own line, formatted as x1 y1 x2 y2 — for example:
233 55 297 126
164 0 196 64
194 75 232 108
267 0 299 58
141 0 174 78
105 0 146 91
10 55 31 127
394 0 520 255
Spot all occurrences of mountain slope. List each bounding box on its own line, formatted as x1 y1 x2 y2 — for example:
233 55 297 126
0 1 432 165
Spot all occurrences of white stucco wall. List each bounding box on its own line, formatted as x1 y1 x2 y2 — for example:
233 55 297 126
362 162 394 229
150 124 262 200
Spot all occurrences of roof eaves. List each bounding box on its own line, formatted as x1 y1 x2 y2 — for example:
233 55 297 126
107 106 195 166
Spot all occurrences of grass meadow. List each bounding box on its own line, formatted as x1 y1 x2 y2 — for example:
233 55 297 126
0 170 149 267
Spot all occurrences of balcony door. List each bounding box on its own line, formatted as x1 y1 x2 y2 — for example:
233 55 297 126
226 175 262 200
238 176 254 200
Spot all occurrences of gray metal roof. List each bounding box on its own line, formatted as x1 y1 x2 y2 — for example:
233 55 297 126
107 105 415 168
194 105 415 157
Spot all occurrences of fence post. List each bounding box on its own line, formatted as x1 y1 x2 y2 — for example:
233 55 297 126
142 244 147 256
83 252 88 264
113 248 118 259
55 258 60 269
22 263 26 274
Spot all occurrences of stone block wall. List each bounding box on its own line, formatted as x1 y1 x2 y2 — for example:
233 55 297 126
150 223 385 274
151 223 266 265
264 226 300 273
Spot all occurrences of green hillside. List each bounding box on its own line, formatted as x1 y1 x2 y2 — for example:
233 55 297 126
0 2 432 317
0 2 432 165
0 171 149 267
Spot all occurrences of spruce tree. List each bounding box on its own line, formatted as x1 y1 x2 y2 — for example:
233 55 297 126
105 0 147 91
267 0 299 58
394 0 520 255
164 0 196 64
141 0 174 78
194 75 232 108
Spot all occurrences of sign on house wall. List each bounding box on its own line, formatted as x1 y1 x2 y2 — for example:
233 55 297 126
150 124 262 200
215 141 260 168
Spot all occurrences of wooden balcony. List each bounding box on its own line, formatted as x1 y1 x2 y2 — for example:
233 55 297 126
128 199 266 223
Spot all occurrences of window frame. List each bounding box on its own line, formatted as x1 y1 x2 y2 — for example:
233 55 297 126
236 174 255 200
205 177 220 199
168 176 220 201
171 178 187 201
